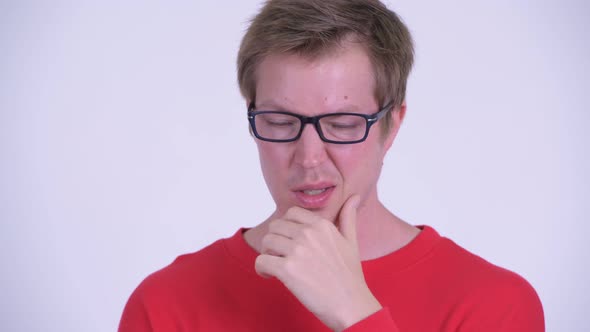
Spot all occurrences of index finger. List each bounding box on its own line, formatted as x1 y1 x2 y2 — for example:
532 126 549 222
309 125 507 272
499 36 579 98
283 206 325 225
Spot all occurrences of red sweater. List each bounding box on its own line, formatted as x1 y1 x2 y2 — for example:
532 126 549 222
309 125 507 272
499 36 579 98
119 226 544 331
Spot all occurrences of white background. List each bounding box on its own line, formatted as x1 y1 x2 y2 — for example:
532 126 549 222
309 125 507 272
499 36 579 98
1 1 588 331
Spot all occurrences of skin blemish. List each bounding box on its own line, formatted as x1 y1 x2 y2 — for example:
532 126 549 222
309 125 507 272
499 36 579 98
344 95 348 100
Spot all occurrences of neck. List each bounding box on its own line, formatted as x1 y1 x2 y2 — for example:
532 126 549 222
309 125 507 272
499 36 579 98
354 199 419 260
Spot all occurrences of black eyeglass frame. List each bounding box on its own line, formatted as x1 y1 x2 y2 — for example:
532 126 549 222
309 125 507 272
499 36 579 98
247 101 394 144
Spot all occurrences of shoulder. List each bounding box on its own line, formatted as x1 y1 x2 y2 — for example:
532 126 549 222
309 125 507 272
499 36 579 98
411 227 542 308
434 236 545 330
118 236 235 330
436 237 529 285
136 237 228 299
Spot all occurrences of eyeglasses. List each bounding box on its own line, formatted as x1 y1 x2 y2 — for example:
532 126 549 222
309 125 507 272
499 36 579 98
247 101 393 144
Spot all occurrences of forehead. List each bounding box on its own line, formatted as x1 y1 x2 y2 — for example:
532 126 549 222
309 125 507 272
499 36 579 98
254 41 377 114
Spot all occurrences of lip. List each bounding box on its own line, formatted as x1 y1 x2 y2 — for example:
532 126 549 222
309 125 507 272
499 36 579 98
292 183 335 210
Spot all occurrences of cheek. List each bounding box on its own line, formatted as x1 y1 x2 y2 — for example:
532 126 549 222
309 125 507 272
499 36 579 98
257 143 290 184
331 147 367 182
334 144 384 188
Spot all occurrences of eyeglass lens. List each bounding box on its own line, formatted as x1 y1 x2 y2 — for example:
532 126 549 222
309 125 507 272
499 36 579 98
254 113 367 142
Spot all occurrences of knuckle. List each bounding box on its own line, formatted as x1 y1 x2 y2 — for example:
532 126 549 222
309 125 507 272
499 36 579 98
260 233 274 250
300 225 315 240
254 254 263 266
291 242 305 257
268 219 280 232
254 255 265 271
282 258 297 276
285 206 301 218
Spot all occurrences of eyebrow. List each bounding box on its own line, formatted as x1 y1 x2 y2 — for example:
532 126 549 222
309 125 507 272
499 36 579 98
254 100 363 114
255 100 290 111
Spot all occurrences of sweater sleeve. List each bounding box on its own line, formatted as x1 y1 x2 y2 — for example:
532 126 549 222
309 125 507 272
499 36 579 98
343 273 543 332
456 273 545 332
118 286 153 332
118 273 181 332
343 307 400 332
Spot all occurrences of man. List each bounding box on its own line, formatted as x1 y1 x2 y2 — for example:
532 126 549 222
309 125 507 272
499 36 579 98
119 0 544 331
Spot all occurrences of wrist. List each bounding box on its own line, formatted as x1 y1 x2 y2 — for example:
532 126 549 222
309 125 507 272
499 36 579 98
333 291 382 332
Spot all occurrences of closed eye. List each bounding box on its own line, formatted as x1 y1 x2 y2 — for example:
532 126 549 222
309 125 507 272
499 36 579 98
265 119 297 127
328 122 360 129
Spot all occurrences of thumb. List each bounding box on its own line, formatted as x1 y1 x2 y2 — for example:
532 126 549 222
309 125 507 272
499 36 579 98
338 194 361 246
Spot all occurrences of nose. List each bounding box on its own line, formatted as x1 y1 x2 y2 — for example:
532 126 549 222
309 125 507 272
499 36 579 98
293 123 328 169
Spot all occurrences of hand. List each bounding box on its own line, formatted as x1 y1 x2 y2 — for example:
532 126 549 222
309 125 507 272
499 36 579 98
255 195 382 331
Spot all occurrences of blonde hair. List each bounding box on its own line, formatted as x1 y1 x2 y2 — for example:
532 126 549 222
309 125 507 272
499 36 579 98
237 0 414 132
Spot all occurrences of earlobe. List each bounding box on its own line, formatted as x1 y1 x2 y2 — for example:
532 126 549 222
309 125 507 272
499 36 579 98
397 102 407 124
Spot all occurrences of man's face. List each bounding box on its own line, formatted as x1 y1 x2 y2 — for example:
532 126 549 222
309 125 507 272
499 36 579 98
253 42 403 222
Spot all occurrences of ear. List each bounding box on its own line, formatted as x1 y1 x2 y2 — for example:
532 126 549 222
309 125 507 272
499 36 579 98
382 101 406 153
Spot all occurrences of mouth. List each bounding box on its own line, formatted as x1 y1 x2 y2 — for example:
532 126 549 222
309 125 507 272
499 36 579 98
292 184 336 209
302 188 329 196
